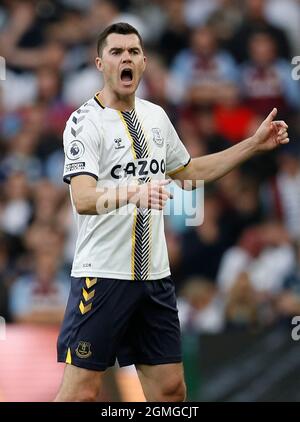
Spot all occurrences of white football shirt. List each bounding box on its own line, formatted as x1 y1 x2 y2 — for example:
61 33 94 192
63 94 191 280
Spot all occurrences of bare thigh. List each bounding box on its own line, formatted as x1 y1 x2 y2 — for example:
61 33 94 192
54 364 103 402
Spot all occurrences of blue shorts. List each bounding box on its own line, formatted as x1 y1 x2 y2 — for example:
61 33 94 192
57 276 182 371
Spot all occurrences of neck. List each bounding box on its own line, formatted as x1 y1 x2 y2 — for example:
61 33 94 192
98 86 135 111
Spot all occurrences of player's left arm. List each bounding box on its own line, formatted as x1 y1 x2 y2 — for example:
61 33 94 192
172 108 289 189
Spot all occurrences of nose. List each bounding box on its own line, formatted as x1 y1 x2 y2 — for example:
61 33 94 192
121 50 132 63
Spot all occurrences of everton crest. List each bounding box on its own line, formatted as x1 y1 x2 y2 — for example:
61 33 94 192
152 128 164 147
75 341 92 358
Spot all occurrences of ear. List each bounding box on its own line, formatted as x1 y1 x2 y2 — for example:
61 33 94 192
95 56 103 72
142 55 147 72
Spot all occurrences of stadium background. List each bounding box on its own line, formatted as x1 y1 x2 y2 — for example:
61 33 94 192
0 0 300 402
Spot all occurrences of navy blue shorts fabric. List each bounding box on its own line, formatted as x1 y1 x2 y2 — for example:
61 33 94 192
57 276 182 371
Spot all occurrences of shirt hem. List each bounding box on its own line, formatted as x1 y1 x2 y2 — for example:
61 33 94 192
63 172 98 184
70 268 171 280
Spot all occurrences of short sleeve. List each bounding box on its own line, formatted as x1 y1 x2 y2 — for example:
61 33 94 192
63 112 100 184
163 111 191 176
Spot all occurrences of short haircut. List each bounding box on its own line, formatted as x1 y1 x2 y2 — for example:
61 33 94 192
96 22 144 56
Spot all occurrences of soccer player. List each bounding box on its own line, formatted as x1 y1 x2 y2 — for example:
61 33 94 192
55 23 289 402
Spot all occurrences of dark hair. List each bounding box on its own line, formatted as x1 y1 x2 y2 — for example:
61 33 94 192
96 22 144 56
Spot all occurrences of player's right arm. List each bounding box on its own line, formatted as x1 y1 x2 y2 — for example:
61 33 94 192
70 176 172 214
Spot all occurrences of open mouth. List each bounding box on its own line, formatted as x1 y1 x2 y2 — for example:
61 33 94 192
120 68 133 83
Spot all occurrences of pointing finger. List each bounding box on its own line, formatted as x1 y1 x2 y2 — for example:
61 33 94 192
265 108 277 122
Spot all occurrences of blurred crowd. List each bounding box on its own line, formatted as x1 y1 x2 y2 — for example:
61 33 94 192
0 0 300 334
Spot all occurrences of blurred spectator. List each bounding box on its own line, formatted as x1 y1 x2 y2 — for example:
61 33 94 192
206 0 243 49
266 0 300 55
131 0 166 44
3 40 65 72
240 31 300 115
225 271 260 330
168 25 238 105
85 0 150 42
24 222 65 262
178 277 224 333
31 179 62 225
0 0 65 71
21 104 47 138
217 171 263 243
9 251 69 324
0 172 31 236
229 0 291 63
44 149 65 186
261 144 300 240
184 0 219 28
1 129 42 181
276 241 300 319
214 82 257 144
139 52 172 111
181 192 229 281
217 222 295 294
63 44 103 107
179 105 231 156
157 0 190 66
45 7 89 49
35 67 73 136
12 103 65 162
0 70 36 111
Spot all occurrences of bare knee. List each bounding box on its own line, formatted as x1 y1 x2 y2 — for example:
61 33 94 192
137 363 186 402
158 378 186 402
70 388 99 402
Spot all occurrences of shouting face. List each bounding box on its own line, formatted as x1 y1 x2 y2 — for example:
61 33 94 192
96 33 146 98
